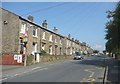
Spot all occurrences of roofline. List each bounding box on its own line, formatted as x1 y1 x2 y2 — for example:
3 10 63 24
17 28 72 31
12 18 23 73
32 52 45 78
19 16 65 38
1 8 86 45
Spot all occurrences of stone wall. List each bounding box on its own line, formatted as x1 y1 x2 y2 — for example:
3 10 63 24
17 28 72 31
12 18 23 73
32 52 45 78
2 9 19 53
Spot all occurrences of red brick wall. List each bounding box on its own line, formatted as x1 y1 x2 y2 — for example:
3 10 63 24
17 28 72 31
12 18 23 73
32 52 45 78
1 54 24 65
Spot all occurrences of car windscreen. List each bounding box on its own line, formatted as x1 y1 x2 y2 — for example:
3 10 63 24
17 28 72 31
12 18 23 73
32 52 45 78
75 52 81 56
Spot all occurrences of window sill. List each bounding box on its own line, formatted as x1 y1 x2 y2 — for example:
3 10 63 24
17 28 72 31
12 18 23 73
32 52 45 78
49 40 53 42
20 32 25 34
42 38 46 40
33 35 38 38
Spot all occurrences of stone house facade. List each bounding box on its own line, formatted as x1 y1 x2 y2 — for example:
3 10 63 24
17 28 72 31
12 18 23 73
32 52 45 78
2 8 93 59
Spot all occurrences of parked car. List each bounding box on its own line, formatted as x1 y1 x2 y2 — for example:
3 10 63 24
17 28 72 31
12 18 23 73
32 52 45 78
73 52 84 60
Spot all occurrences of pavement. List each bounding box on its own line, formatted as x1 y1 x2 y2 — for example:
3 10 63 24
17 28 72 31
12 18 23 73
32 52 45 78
0 55 119 83
104 57 120 84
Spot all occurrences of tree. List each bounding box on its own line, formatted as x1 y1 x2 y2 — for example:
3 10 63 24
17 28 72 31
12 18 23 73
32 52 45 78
103 50 106 54
93 50 99 53
105 1 120 58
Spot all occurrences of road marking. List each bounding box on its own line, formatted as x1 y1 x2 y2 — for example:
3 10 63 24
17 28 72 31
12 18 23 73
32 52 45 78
87 78 95 82
89 72 94 78
95 67 103 69
84 69 95 78
31 67 41 71
38 68 48 71
0 77 8 81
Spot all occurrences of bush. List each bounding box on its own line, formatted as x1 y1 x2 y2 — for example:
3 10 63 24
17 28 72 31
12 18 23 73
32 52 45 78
40 50 47 56
26 54 34 66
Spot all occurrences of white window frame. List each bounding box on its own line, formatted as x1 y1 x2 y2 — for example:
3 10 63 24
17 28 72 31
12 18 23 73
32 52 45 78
67 40 69 46
49 34 53 42
33 29 38 37
49 46 52 55
42 43 45 50
55 36 57 43
42 31 46 40
32 43 37 55
60 38 62 45
20 23 26 34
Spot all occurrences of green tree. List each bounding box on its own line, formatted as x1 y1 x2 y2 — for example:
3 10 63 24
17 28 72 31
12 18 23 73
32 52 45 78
105 2 120 58
93 50 99 53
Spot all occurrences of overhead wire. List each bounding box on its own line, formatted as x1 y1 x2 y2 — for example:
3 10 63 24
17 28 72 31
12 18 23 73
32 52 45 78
21 2 69 16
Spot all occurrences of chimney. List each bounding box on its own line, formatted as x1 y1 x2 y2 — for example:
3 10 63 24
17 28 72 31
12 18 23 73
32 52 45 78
42 20 47 28
53 27 58 33
28 15 34 22
75 39 77 42
68 34 71 39
72 38 74 41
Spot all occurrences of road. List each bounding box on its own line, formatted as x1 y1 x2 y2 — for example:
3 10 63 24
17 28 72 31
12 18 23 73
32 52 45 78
2 55 109 83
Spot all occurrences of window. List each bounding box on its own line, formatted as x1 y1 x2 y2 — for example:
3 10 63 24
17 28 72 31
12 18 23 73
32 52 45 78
49 46 52 55
32 43 37 55
55 36 57 43
21 23 26 33
42 31 46 40
33 29 37 37
20 38 24 54
67 40 69 46
49 34 53 42
60 38 62 44
42 43 45 50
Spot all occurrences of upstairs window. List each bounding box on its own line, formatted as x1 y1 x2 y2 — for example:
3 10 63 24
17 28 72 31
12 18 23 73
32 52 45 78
49 34 53 42
60 37 62 44
42 43 45 50
42 31 46 40
21 23 26 33
33 29 37 37
55 36 57 43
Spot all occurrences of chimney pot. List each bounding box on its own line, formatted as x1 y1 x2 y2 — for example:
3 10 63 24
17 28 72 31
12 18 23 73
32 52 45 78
53 27 58 33
42 20 47 28
68 34 71 39
28 15 34 22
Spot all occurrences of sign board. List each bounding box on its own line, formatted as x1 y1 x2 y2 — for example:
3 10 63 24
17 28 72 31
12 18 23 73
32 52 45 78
17 55 22 63
14 55 18 60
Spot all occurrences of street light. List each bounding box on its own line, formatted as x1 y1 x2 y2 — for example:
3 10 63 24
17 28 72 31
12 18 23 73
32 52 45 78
23 32 28 66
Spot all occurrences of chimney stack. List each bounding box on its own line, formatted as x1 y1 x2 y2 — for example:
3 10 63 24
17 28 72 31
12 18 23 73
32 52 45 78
53 27 58 33
68 34 71 39
72 38 74 41
42 20 47 28
28 15 34 22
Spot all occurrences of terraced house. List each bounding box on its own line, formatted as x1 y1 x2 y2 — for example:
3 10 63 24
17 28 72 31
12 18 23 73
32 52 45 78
1 8 93 63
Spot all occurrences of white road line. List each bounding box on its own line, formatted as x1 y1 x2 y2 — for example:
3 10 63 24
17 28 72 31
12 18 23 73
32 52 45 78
31 67 41 71
95 67 103 69
1 67 48 81
38 68 48 71
0 77 8 81
84 69 95 78
89 72 95 78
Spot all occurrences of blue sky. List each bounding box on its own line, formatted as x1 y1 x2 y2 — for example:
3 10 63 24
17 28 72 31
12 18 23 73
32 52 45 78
2 2 116 52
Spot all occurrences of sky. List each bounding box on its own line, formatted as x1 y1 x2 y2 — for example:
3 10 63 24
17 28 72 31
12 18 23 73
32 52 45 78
1 2 117 52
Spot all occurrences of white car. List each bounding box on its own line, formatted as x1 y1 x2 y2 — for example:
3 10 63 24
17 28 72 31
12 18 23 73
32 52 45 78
73 52 84 60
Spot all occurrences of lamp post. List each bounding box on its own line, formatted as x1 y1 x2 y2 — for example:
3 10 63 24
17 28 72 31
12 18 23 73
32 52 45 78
23 32 28 66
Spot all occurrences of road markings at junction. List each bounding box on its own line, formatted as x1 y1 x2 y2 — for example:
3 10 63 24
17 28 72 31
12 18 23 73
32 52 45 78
84 69 95 78
82 69 95 83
